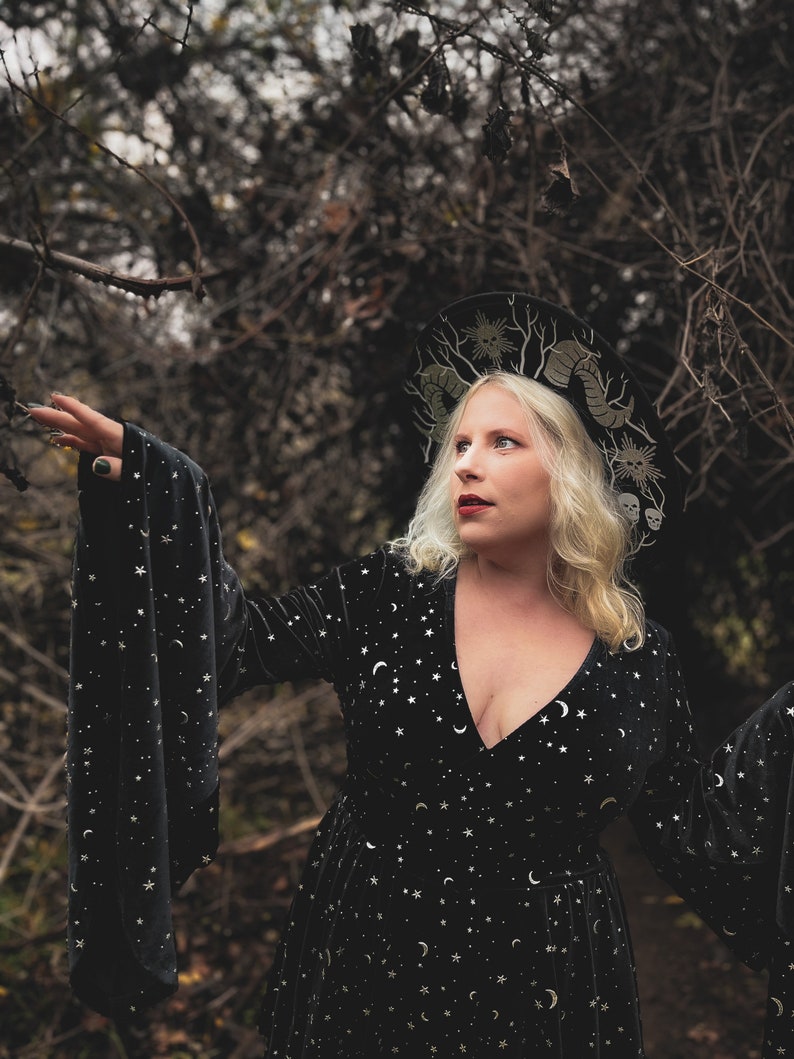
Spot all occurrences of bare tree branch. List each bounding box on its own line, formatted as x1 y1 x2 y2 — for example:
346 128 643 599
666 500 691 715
0 233 217 300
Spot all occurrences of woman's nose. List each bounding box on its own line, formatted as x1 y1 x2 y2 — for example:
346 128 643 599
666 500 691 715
455 448 482 481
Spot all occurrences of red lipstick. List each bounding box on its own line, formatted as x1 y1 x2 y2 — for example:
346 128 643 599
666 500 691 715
458 494 494 516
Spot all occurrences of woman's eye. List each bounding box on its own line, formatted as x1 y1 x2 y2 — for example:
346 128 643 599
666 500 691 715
495 436 517 449
455 440 470 454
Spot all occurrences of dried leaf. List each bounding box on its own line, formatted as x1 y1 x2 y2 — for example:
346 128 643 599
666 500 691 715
322 201 353 235
350 24 381 77
524 28 551 58
529 0 555 23
421 59 449 115
481 106 513 163
1 461 29 492
540 153 580 214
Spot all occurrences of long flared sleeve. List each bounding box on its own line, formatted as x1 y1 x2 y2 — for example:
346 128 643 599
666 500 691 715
66 423 377 1017
628 628 794 1053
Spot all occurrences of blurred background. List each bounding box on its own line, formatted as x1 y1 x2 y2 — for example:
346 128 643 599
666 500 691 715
1 0 791 1054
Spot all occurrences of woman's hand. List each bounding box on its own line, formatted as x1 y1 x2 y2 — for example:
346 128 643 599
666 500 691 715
27 394 124 482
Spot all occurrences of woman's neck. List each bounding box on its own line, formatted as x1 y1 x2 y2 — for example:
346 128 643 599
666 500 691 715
460 552 554 608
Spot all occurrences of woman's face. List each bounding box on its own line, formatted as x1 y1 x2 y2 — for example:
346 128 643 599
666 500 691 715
449 385 552 564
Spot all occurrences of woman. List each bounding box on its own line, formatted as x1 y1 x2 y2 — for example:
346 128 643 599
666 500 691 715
29 294 794 1057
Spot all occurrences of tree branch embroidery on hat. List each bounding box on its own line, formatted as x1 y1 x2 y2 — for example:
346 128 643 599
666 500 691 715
406 293 684 557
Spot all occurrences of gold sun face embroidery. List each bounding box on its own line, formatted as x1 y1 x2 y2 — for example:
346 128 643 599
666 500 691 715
613 439 663 486
461 312 516 364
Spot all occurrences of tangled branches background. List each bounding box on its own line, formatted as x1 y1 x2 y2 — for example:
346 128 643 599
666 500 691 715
1 0 792 1054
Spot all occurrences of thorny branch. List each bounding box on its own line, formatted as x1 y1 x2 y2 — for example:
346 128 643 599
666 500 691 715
0 233 218 300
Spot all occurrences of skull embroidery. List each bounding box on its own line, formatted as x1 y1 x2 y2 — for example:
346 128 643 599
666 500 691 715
460 312 516 364
645 508 663 531
613 439 662 486
619 493 640 524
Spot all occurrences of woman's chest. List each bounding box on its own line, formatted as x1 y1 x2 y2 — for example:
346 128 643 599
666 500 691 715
453 611 597 749
338 583 669 798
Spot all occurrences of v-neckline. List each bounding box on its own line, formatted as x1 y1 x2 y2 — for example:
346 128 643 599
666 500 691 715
442 569 601 752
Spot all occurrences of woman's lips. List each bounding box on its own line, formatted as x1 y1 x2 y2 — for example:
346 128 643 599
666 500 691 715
458 495 494 516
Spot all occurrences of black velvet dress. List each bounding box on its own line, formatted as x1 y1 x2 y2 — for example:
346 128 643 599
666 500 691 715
66 424 794 1057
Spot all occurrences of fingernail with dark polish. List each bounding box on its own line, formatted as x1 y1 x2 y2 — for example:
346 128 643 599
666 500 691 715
94 458 111 476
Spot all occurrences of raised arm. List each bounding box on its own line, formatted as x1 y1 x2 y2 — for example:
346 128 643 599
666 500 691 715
26 396 376 1015
25 397 275 1010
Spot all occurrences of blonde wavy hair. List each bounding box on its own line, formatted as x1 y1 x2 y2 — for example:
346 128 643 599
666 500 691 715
393 372 645 651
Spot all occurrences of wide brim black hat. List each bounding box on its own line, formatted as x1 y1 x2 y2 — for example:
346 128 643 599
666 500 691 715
405 291 682 556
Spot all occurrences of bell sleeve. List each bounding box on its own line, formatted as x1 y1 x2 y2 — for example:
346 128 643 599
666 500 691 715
66 422 380 1017
628 628 794 1051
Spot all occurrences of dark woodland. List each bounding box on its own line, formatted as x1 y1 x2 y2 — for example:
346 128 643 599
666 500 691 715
1 1 792 1055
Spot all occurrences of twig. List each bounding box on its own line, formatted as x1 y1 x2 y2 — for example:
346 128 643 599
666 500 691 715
0 925 67 953
289 717 328 815
217 815 322 856
0 621 69 681
218 685 332 760
1 262 45 361
0 664 66 713
0 754 63 884
0 788 65 813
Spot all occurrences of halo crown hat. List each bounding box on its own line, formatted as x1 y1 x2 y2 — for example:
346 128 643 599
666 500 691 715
405 291 681 556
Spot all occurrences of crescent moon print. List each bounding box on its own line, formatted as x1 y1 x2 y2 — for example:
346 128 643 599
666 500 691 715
555 699 569 717
528 871 540 885
372 661 387 674
453 724 468 735
599 796 617 810
419 942 429 957
771 997 784 1017
546 989 558 1009
714 773 724 788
